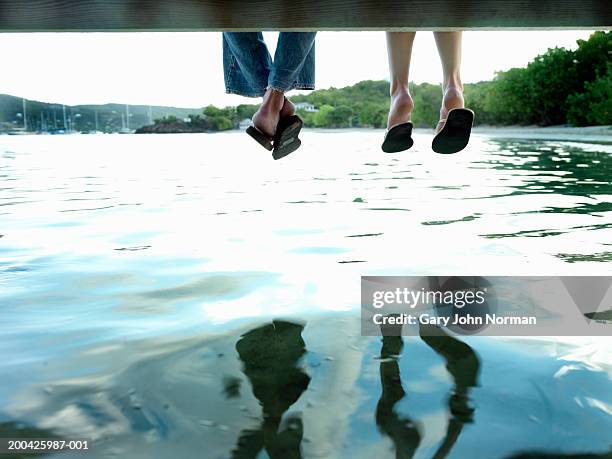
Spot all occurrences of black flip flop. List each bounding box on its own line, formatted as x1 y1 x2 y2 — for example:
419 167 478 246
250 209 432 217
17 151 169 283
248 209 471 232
246 124 274 151
381 122 414 153
432 108 474 154
272 114 303 160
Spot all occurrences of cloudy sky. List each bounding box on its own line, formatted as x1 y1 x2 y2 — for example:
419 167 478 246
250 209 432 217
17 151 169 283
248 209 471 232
0 30 596 108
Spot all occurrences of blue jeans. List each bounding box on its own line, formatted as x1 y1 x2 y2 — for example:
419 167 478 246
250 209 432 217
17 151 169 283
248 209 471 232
223 32 316 98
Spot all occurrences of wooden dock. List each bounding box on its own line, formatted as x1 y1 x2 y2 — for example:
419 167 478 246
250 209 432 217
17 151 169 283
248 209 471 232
0 0 610 31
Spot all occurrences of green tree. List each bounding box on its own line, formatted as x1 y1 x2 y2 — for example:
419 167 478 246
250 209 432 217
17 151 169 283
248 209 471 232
567 64 612 126
411 83 441 128
484 67 534 125
574 31 612 86
313 105 334 127
236 104 258 120
327 105 353 127
525 46 578 125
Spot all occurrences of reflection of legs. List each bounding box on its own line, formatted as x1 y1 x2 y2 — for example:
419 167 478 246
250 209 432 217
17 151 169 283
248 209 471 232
232 429 264 459
433 32 465 133
386 32 416 129
376 319 421 459
264 414 304 459
231 321 310 459
420 324 480 459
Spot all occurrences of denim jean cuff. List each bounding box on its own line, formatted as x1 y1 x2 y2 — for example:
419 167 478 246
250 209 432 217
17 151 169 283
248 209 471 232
224 88 267 98
267 84 315 94
266 85 288 94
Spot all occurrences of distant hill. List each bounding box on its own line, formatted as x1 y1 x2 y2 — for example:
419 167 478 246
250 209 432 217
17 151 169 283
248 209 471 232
0 94 202 133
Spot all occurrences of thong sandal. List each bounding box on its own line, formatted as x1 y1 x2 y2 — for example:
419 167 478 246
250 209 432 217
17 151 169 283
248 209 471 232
272 115 303 160
246 124 274 151
432 108 474 154
381 122 414 153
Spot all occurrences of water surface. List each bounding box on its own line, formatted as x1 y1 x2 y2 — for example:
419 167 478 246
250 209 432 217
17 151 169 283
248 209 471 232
0 131 610 458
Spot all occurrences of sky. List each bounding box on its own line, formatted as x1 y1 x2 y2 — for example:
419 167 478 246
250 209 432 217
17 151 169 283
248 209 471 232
0 30 597 108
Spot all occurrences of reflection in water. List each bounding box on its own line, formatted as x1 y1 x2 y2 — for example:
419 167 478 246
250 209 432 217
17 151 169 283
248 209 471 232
376 328 421 459
376 318 480 459
231 321 310 459
420 324 479 459
481 140 611 199
0 135 611 457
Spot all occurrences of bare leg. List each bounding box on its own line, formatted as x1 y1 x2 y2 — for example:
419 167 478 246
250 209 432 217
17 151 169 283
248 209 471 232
433 32 464 133
386 32 416 129
251 92 296 138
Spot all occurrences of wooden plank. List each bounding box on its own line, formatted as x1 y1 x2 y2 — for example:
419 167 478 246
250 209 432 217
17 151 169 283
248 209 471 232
0 0 610 31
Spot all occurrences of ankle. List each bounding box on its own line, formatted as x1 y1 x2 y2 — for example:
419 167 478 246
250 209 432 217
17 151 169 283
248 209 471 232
440 87 464 116
443 75 463 93
261 89 285 112
390 84 410 100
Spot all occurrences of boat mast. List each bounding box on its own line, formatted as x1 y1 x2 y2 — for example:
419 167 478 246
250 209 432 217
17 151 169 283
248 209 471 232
22 98 27 131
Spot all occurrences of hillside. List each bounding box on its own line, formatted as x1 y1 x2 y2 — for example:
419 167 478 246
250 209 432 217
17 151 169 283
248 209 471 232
0 94 201 133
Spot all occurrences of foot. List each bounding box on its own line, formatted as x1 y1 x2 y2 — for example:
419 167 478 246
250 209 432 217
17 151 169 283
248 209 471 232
251 89 286 138
387 89 414 130
436 86 464 134
280 97 296 119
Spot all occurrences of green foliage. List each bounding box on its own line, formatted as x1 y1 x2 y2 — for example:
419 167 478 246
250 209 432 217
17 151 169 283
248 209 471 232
475 31 611 126
526 47 579 125
155 115 178 124
313 105 334 127
358 102 387 128
567 64 612 126
327 105 353 127
236 104 258 120
202 105 235 131
482 68 533 125
411 83 441 128
574 31 612 85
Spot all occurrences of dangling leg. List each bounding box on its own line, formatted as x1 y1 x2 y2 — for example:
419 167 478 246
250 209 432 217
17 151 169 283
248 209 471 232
382 32 416 153
431 31 473 154
386 32 416 129
265 32 316 158
433 31 464 133
257 32 316 138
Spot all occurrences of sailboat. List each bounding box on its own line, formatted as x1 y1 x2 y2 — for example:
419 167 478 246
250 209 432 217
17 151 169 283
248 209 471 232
59 104 79 134
119 104 134 134
90 109 103 134
9 98 29 134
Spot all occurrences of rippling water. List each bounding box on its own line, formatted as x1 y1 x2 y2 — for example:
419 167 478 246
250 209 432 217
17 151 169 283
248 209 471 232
0 131 611 458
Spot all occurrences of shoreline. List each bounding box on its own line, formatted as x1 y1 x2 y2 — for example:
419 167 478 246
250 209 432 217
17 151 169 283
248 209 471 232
470 125 612 142
2 125 610 143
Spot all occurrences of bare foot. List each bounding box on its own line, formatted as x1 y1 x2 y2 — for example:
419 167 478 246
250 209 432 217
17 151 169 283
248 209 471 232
387 89 414 129
436 86 464 134
280 97 296 119
251 89 285 138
